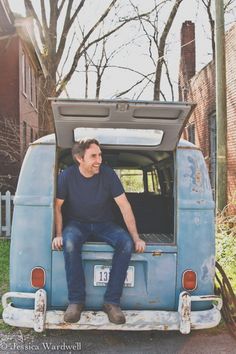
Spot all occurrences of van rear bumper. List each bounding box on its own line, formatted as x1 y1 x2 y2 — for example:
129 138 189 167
2 290 222 334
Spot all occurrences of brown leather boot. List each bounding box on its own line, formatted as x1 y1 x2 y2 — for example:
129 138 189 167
64 303 84 323
103 303 126 324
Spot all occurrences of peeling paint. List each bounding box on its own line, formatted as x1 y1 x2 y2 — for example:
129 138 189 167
194 216 201 225
181 152 212 195
201 256 215 283
195 170 202 186
178 292 191 334
2 290 222 334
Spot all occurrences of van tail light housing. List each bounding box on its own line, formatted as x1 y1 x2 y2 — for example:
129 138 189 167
182 270 197 291
31 267 45 288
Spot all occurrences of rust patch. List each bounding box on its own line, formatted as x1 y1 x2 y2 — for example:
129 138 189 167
195 170 202 185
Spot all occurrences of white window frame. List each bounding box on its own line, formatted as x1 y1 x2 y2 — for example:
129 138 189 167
22 52 27 96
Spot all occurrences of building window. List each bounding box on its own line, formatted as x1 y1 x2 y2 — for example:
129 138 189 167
30 127 34 142
35 77 38 108
187 124 195 144
22 121 27 150
22 52 38 109
29 66 33 103
32 73 38 108
22 52 27 95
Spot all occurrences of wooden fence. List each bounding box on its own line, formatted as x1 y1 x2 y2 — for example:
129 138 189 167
0 191 14 237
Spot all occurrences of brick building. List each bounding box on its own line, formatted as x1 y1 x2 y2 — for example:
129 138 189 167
0 0 43 192
179 21 236 211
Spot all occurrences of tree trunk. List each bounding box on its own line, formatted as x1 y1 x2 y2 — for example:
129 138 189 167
38 73 57 136
153 0 183 101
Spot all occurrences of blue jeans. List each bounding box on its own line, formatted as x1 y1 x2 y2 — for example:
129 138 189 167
62 220 134 305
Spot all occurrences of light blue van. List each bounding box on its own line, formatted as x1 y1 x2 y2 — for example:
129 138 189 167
2 99 222 333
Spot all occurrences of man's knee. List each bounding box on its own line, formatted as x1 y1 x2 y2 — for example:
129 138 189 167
118 233 134 254
63 226 84 252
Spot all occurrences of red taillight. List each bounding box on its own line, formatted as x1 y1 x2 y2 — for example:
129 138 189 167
31 267 45 288
182 270 197 291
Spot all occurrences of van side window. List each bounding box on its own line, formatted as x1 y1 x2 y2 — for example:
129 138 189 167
147 169 160 194
115 169 144 193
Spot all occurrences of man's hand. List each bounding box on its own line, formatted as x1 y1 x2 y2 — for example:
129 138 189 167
134 238 146 253
52 236 63 250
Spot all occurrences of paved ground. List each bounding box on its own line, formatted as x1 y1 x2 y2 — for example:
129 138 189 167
0 324 235 354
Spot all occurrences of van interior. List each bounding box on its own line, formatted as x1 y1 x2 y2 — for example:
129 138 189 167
58 148 175 245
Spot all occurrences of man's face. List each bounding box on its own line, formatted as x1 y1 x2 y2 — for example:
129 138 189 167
76 143 102 177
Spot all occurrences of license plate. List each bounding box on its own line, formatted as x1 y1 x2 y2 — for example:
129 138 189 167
94 265 134 287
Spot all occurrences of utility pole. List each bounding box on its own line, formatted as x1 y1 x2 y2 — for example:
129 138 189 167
215 0 227 211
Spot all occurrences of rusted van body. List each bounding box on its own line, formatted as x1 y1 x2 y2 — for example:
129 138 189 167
2 100 222 333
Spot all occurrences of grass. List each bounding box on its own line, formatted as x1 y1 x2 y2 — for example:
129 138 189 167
0 238 10 319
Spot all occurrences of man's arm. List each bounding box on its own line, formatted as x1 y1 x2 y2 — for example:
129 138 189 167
52 198 64 250
114 193 146 253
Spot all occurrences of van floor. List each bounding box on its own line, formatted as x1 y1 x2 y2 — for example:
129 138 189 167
140 233 173 244
86 233 173 245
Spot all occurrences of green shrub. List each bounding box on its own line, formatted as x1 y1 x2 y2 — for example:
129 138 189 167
216 208 236 293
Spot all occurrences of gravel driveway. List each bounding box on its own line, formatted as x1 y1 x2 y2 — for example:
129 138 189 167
0 322 235 354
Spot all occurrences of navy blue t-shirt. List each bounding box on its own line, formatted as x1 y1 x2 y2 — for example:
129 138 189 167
57 164 124 223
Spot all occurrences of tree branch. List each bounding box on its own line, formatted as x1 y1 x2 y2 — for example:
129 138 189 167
57 32 76 86
153 0 184 99
56 0 119 95
114 72 155 98
40 0 48 33
56 2 158 96
49 0 58 59
58 0 67 15
201 0 215 59
56 0 86 67
105 65 155 83
56 0 73 59
115 78 148 98
163 59 174 101
68 0 86 27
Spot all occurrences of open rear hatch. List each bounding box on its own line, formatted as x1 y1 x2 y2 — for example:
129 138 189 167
51 99 194 150
51 99 194 310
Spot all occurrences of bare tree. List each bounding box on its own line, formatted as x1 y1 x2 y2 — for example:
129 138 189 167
113 0 184 101
78 30 146 99
22 0 155 134
78 28 111 99
94 38 111 99
201 0 215 59
0 117 30 192
113 70 155 99
201 0 236 60
152 0 184 100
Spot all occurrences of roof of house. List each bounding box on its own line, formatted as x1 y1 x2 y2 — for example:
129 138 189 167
0 0 46 76
0 0 15 35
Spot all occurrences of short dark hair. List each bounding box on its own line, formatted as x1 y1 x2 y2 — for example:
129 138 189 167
72 138 100 162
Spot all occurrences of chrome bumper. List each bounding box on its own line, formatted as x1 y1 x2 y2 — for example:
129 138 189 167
2 290 222 334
